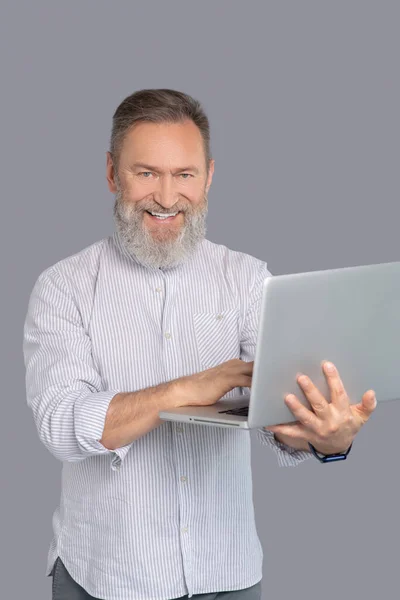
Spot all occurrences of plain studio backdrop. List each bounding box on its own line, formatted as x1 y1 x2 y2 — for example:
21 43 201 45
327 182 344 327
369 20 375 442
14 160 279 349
1 1 399 598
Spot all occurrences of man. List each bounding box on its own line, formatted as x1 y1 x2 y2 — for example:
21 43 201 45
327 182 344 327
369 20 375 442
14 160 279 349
23 89 376 600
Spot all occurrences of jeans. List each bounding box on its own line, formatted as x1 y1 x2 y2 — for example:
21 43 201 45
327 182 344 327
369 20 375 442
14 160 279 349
51 556 263 600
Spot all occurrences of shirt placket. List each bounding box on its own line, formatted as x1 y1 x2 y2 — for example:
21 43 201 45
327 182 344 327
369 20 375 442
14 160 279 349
158 267 194 595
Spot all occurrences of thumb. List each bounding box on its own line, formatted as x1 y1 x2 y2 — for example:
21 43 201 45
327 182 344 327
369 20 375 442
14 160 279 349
354 390 377 422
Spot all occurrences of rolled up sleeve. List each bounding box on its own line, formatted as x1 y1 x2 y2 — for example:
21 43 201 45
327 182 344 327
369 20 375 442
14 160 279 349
240 261 312 467
256 428 312 467
23 266 132 471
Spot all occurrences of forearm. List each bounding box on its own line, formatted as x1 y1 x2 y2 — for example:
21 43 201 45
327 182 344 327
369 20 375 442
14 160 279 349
100 379 180 450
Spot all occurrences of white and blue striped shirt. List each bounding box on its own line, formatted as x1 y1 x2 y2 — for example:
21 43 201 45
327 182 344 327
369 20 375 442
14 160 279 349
23 231 311 600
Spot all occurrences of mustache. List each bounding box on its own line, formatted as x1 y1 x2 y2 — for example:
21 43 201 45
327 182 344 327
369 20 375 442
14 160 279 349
114 193 186 215
114 188 208 219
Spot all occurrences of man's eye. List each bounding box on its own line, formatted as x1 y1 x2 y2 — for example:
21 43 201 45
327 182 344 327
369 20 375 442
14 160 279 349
138 172 192 179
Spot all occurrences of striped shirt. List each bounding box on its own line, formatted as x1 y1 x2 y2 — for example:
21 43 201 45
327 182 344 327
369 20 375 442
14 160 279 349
23 231 311 600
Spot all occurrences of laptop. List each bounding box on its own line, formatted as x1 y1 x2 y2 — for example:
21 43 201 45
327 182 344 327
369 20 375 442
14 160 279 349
159 260 400 429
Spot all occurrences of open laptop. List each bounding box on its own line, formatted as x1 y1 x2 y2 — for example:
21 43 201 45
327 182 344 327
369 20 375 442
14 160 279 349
159 260 400 429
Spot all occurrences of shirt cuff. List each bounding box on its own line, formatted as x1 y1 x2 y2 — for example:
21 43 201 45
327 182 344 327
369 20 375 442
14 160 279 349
74 390 132 471
256 428 313 467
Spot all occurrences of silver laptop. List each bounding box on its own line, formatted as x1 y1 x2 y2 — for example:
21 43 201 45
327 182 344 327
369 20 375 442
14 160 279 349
159 261 400 429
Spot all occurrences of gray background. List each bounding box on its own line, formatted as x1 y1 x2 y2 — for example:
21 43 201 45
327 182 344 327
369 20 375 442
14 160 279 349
1 1 399 598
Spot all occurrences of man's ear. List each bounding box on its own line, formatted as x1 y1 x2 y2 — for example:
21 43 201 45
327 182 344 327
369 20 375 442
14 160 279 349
106 151 117 193
206 159 215 193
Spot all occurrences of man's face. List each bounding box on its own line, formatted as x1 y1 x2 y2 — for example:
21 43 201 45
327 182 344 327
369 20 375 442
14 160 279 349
107 120 214 269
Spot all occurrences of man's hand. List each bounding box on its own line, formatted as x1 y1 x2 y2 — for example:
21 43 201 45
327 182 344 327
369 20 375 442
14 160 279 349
264 361 377 454
174 359 253 408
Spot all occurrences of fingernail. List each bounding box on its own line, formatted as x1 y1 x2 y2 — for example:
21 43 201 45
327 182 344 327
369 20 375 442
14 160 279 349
324 362 335 372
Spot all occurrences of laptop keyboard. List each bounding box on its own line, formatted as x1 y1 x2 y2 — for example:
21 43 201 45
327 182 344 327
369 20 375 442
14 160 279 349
218 405 249 416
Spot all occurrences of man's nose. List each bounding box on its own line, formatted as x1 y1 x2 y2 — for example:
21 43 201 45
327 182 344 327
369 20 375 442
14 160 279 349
153 175 180 209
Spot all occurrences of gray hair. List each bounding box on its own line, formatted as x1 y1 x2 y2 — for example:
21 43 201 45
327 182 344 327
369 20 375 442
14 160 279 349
109 88 212 174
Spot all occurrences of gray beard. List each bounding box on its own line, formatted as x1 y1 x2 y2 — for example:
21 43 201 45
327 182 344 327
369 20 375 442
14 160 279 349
113 187 208 270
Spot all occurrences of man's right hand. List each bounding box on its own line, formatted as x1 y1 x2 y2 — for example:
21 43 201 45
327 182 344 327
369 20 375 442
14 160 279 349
173 359 253 408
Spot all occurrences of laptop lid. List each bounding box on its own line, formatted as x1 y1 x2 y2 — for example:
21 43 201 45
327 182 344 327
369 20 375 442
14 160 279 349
247 260 400 428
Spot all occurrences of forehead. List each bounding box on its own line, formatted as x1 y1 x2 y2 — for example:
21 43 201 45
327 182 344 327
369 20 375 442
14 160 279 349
120 120 205 165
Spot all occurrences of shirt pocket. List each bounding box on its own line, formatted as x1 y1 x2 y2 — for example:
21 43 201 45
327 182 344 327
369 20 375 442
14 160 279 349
192 308 241 371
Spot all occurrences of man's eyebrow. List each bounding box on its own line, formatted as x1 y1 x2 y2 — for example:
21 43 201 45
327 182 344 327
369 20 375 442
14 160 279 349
131 162 200 174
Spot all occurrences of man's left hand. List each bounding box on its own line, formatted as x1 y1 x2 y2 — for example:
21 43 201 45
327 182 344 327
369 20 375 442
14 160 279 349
264 361 377 454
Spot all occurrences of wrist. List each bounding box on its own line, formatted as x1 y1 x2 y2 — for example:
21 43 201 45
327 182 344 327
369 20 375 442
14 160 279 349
163 378 186 410
311 443 352 455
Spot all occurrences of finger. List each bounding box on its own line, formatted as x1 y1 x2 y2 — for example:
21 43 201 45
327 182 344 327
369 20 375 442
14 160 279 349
265 420 300 431
352 390 377 423
284 393 320 431
265 421 306 438
242 362 254 377
322 361 349 409
297 374 329 416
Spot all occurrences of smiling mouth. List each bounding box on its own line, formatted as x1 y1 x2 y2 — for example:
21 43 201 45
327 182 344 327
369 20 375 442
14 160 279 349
145 211 182 222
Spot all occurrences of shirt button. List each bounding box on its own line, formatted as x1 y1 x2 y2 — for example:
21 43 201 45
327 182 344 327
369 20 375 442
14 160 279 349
216 314 223 320
164 332 171 339
155 287 162 292
182 527 188 533
176 426 183 433
180 476 187 482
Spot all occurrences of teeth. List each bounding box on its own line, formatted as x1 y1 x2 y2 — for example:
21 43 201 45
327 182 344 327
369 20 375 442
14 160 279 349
149 212 178 218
